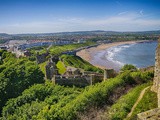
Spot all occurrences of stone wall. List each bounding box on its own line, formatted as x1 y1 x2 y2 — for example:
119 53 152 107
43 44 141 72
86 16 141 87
152 39 160 93
104 69 115 80
45 58 58 80
36 52 49 64
53 75 92 87
137 108 160 120
53 74 104 87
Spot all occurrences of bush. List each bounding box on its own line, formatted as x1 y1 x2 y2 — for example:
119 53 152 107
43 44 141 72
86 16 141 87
0 52 44 113
121 64 137 72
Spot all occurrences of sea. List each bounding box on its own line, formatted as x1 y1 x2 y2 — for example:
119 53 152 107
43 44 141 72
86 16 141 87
91 40 158 71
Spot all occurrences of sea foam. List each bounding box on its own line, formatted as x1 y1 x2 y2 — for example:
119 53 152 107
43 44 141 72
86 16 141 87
104 44 135 67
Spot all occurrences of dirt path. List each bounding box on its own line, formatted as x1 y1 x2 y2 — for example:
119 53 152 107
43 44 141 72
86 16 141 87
126 86 150 119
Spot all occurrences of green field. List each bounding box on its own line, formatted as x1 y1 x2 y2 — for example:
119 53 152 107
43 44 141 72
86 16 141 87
56 61 66 74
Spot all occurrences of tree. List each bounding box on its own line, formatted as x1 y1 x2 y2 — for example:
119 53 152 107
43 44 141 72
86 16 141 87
0 52 45 113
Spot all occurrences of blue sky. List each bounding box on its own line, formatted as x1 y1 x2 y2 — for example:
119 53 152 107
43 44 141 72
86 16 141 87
0 0 160 33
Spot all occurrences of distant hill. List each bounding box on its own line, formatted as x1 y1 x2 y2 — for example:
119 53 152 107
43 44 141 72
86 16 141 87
0 30 160 39
0 33 11 37
11 30 160 36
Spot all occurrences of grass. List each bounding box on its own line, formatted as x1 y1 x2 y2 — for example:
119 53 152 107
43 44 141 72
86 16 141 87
28 42 96 56
38 61 47 75
129 87 158 120
56 61 66 74
108 82 152 120
60 54 102 73
49 42 95 55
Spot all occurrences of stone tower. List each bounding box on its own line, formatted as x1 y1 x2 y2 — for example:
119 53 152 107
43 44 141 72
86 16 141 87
45 58 58 80
152 39 160 93
103 69 115 80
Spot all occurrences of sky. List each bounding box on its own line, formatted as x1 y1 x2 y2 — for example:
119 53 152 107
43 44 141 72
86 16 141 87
0 0 160 34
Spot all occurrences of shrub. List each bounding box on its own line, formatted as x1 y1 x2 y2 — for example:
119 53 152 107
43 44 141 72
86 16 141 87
121 64 137 72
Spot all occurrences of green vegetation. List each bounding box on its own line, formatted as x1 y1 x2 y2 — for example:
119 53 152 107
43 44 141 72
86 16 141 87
1 69 153 119
28 46 48 55
108 82 152 120
49 42 95 55
29 42 96 56
121 64 137 72
0 50 44 114
56 61 66 74
129 88 157 120
2 82 83 120
0 39 8 44
60 54 102 73
38 61 47 75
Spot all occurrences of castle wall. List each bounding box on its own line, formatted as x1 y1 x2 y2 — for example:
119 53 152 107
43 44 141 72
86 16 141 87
36 52 49 64
53 74 104 87
104 69 116 80
157 41 160 107
137 108 160 120
53 75 92 87
152 40 160 93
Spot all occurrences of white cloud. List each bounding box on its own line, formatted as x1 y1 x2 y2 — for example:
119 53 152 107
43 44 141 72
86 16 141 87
118 11 128 15
0 11 160 33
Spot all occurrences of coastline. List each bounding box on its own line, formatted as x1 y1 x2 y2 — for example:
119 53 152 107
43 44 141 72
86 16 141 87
76 40 150 70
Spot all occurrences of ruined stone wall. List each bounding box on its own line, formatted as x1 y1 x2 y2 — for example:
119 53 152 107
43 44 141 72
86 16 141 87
104 69 115 80
53 75 92 87
152 39 160 107
53 74 104 87
152 39 160 93
137 108 160 120
45 58 58 80
36 52 49 64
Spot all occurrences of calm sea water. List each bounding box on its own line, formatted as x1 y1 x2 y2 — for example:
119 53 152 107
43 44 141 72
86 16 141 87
91 41 158 71
105 41 157 68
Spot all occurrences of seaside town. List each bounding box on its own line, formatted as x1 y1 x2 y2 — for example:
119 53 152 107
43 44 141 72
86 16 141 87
0 31 159 57
1 0 160 120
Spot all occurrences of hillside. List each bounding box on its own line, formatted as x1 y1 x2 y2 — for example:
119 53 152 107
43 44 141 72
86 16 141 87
0 64 154 119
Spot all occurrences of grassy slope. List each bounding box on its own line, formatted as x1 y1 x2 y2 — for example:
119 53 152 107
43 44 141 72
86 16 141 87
56 61 66 74
28 42 95 56
108 82 152 120
129 87 157 120
1 70 153 120
35 71 153 120
49 42 95 55
60 54 102 73
38 61 47 75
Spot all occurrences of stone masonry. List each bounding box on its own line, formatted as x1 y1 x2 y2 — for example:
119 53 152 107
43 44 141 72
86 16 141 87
152 39 160 94
45 58 58 80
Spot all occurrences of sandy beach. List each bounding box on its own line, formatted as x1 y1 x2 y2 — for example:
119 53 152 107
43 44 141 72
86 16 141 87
76 40 148 70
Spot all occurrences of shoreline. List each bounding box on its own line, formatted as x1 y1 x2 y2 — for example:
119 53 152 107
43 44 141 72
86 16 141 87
76 40 152 70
